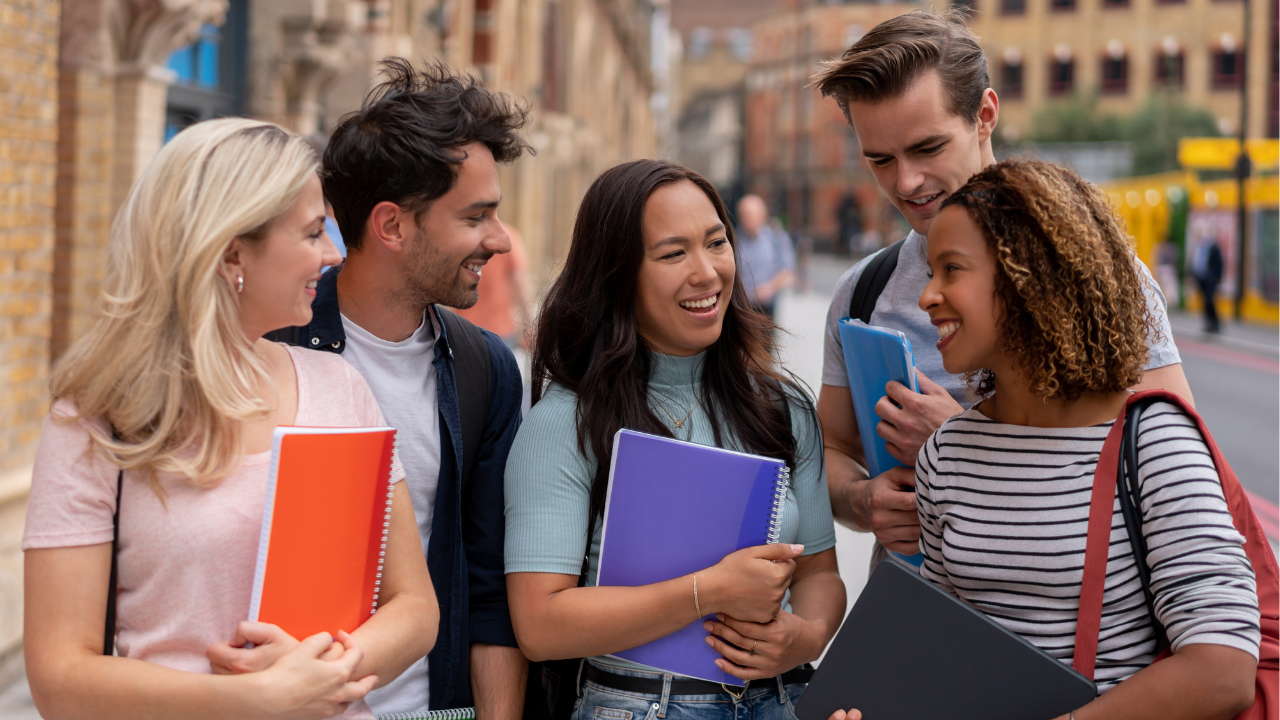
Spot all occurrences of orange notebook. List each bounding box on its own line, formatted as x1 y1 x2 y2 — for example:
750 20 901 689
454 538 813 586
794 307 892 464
249 426 398 640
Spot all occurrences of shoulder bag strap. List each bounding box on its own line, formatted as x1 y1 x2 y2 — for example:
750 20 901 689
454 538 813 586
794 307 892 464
1116 398 1171 652
1073 407 1130 680
436 307 493 487
104 465 122 655
848 238 906 323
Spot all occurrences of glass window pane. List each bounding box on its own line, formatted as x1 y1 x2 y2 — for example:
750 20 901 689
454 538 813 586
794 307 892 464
168 45 195 83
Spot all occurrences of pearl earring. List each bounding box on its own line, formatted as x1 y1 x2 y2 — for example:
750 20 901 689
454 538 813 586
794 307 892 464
237 276 244 293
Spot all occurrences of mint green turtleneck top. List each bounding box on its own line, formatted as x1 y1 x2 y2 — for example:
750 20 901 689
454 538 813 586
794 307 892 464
503 350 836 676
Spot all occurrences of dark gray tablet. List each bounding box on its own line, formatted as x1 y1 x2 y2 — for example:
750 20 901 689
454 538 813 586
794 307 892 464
795 559 1097 720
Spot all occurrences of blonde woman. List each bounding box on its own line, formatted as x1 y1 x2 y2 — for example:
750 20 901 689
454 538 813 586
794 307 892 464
22 118 437 719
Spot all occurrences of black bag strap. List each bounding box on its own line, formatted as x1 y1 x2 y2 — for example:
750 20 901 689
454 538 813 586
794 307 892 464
436 307 493 487
848 238 906 323
105 464 122 655
1117 397 1171 653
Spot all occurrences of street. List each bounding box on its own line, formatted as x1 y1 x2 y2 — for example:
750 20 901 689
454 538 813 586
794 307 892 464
774 253 1280 623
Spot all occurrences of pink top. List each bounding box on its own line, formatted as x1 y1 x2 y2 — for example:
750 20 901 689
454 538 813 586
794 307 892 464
24 346 406 718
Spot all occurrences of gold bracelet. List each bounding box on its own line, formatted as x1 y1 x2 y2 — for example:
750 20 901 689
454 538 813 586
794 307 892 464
693 574 703 619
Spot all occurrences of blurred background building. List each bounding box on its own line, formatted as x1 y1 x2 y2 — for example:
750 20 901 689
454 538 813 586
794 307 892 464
0 0 1276 701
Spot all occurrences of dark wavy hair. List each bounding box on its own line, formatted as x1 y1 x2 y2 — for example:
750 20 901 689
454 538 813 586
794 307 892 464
940 159 1157 402
322 58 532 251
532 160 811 524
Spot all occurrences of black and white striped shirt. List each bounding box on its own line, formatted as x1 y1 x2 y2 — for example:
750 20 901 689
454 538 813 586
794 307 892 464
916 401 1260 691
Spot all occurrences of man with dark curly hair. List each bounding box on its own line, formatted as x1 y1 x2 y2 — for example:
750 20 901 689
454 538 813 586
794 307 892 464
809 8 1193 568
271 58 533 718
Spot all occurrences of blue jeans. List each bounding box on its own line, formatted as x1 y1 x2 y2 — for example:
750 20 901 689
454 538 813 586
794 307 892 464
570 661 805 720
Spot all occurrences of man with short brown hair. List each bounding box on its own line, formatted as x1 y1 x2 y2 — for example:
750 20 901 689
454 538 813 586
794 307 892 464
809 8 1193 566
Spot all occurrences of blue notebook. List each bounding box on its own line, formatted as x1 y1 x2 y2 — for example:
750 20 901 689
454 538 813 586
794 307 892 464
596 429 791 685
837 318 922 566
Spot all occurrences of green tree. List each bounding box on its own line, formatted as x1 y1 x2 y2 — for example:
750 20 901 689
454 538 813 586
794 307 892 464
1030 93 1125 142
1029 92 1222 177
1126 93 1222 175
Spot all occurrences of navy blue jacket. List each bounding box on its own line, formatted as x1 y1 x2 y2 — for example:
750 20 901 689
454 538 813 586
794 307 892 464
275 268 522 710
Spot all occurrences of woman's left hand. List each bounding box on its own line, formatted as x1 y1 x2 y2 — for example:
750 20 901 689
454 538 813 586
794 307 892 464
703 610 815 681
206 621 334 675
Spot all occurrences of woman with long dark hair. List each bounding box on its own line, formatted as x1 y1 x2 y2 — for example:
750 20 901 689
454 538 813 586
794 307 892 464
504 160 845 719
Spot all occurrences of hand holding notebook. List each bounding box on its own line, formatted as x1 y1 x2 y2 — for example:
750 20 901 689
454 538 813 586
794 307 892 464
596 429 796 684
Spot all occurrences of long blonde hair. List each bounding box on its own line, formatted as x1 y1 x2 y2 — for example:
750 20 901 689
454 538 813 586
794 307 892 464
51 118 320 491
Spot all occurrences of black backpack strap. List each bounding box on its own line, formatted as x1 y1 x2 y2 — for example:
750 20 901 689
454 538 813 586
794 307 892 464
436 307 493 486
105 463 122 655
1117 397 1171 652
848 238 906 323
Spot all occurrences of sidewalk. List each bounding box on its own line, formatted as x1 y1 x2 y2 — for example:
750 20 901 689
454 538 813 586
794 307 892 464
1166 309 1279 360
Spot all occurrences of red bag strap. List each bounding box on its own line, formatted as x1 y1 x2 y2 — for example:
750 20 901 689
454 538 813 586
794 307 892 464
1073 407 1129 680
1075 389 1280 681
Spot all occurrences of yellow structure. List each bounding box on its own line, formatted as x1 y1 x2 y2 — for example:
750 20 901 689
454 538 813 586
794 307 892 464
1101 169 1280 324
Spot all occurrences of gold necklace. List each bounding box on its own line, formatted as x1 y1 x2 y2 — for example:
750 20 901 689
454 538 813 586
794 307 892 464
654 391 704 429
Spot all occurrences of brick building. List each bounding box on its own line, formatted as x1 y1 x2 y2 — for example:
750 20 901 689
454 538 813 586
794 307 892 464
0 0 660 667
744 0 923 253
967 0 1277 143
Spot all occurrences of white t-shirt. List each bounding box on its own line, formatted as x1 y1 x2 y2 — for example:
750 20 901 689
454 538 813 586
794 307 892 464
340 311 441 715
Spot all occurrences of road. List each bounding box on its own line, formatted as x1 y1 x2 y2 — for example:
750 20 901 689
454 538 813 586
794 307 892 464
774 254 1280 622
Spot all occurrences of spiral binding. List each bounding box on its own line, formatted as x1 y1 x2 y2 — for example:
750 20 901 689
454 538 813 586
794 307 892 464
371 435 399 615
377 708 475 720
764 464 791 544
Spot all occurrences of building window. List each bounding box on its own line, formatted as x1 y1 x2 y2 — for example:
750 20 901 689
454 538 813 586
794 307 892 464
1001 61 1024 98
1212 49 1244 89
1101 54 1128 94
167 23 222 89
1050 0 1076 12
1049 58 1075 95
1001 0 1026 15
1155 51 1185 88
164 0 247 141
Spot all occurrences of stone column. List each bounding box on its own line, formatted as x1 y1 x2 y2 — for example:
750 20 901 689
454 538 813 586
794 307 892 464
280 15 352 135
106 0 228 208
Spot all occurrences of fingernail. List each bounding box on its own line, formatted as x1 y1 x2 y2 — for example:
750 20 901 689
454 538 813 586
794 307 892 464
791 544 804 552
705 637 714 646
716 613 724 621
703 622 712 631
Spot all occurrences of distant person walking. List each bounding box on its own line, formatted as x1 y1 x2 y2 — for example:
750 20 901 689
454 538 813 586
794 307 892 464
1192 237 1225 333
735 194 795 320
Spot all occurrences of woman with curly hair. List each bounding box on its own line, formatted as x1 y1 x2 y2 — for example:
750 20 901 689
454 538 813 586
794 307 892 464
911 159 1259 719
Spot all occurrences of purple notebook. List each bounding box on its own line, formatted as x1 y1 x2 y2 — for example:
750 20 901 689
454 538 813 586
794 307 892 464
596 429 791 685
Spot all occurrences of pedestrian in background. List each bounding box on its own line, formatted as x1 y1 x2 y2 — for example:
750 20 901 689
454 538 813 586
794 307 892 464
735 194 796 320
1192 236 1225 333
506 160 844 720
23 118 437 719
269 59 532 719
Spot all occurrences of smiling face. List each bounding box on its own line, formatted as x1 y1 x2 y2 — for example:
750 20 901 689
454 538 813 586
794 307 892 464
848 70 998 236
235 173 342 338
403 142 511 308
634 180 736 357
918 205 1004 375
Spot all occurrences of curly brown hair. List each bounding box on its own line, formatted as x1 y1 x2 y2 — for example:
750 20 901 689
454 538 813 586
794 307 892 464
940 159 1158 402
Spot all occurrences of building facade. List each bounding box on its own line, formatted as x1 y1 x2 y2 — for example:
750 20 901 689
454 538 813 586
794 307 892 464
744 0 923 253
0 0 659 668
967 0 1277 142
